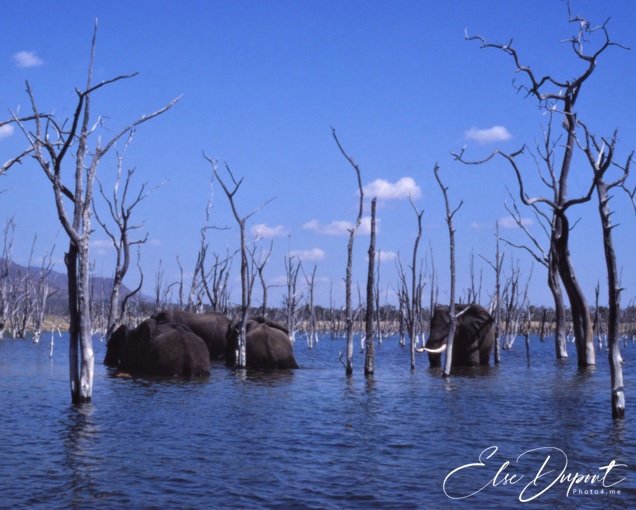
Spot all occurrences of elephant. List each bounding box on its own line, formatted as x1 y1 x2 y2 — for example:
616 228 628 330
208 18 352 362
104 318 211 377
225 317 299 370
151 309 230 360
416 304 495 368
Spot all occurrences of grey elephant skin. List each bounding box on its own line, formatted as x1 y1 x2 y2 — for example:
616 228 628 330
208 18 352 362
226 317 299 370
104 318 211 377
152 309 230 360
422 304 495 368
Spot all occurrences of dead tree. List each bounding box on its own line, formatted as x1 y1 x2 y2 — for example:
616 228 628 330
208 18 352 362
212 160 272 368
282 254 302 342
466 249 483 304
454 10 626 365
204 251 234 314
408 200 424 371
252 241 273 317
434 164 463 377
364 197 377 375
0 218 16 338
428 241 439 323
581 127 631 419
30 241 57 343
332 128 364 375
303 264 319 349
3 22 179 402
503 191 568 358
188 166 236 312
94 130 158 337
374 252 383 344
480 221 505 363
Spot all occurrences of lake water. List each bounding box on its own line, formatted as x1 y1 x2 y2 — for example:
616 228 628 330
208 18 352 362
0 332 634 509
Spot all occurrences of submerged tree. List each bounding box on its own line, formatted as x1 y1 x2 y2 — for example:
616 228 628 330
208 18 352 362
434 164 463 377
364 197 377 375
455 6 628 366
2 22 179 403
396 199 425 371
210 158 273 368
581 127 631 419
94 130 158 337
332 127 364 375
502 187 568 359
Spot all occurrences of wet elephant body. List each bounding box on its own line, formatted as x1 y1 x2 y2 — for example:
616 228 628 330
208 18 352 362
104 318 210 377
226 317 299 370
420 304 495 368
152 309 230 360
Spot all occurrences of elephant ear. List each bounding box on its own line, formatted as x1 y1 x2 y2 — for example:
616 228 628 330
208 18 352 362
459 305 494 345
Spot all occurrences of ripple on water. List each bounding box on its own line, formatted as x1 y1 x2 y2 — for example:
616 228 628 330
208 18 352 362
0 335 634 509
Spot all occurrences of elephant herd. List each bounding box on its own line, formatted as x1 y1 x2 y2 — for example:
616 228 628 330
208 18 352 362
104 304 496 378
104 311 299 377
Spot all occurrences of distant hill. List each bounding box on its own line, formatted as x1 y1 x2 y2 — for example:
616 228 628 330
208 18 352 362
1 258 135 303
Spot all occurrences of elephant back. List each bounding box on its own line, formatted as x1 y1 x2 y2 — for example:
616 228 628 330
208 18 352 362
148 323 211 377
153 309 230 359
225 317 298 370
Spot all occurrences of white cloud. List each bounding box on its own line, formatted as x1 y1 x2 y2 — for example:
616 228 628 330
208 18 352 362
499 216 534 229
251 223 289 239
290 248 326 261
303 217 375 236
303 219 351 236
363 177 421 201
359 216 374 235
91 239 112 249
376 250 397 263
0 125 14 138
465 126 512 144
13 50 44 68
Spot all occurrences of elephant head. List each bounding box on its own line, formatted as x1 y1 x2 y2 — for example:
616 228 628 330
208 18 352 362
416 304 495 368
152 309 230 360
104 318 211 377
103 324 130 367
225 317 299 370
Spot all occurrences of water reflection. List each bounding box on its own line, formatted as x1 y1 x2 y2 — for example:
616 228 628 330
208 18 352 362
230 367 296 386
61 404 108 508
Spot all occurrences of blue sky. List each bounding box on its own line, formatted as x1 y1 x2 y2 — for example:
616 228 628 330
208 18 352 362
2 0 636 310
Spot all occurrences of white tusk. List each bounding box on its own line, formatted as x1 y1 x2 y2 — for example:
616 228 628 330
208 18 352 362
415 344 447 354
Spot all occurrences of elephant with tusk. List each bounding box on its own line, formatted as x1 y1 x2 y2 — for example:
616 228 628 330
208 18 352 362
416 304 495 368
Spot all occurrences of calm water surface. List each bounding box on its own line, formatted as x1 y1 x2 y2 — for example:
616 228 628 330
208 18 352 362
0 332 634 509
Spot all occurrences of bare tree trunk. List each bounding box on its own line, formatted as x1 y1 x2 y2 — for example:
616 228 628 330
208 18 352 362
3 22 178 402
364 198 376 375
95 139 154 338
65 244 81 402
548 243 568 358
597 178 625 417
283 255 302 342
332 128 364 376
584 130 630 417
434 165 463 377
481 220 503 363
304 264 318 349
409 200 424 371
212 161 272 368
553 213 595 365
